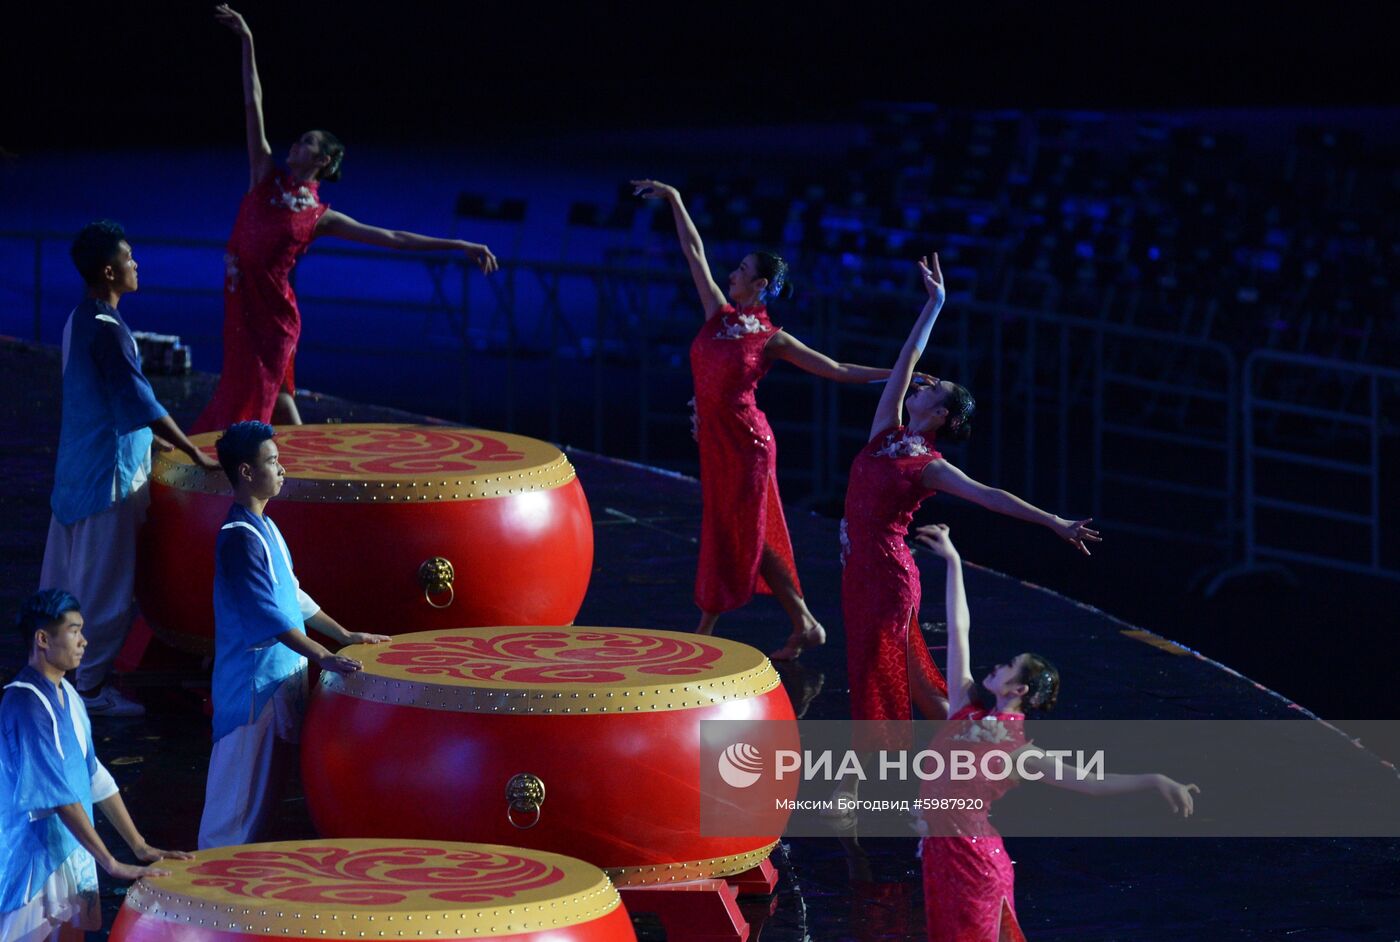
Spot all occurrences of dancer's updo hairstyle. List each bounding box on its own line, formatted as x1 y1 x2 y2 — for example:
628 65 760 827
315 130 345 183
1019 653 1060 712
939 382 976 443
753 251 794 301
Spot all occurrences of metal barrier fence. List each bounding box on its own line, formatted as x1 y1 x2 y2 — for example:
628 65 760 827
1230 350 1399 583
3 229 1389 586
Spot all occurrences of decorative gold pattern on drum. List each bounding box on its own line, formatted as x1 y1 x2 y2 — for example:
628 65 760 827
604 842 779 887
323 627 782 714
121 839 621 938
152 424 576 502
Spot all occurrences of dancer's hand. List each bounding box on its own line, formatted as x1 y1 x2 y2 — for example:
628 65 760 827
1051 517 1101 556
463 242 498 275
193 451 223 473
630 179 677 200
152 435 174 453
344 632 392 645
133 843 194 865
318 653 363 674
917 253 945 309
911 372 939 388
214 4 252 39
913 523 958 559
1155 775 1199 817
105 859 173 881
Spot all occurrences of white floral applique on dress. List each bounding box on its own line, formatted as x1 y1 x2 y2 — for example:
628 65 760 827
952 715 1013 745
270 179 320 213
874 430 932 459
715 312 771 340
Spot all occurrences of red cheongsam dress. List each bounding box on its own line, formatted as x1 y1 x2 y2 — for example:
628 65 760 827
841 426 949 746
920 704 1029 942
688 304 802 614
193 172 328 432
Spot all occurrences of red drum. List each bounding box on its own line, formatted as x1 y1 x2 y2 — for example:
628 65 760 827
136 424 593 652
110 838 635 942
302 628 798 886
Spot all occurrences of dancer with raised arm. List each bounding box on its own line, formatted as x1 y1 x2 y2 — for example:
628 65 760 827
193 5 499 432
915 523 1197 942
841 255 1099 752
634 179 897 658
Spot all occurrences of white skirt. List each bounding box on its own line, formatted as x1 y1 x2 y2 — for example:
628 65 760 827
0 848 101 942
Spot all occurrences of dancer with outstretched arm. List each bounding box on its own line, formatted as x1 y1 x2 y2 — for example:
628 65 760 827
633 178 900 659
840 254 1099 748
193 5 499 432
915 523 1197 942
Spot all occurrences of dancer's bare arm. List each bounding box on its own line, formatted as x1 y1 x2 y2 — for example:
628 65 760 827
317 210 498 273
922 459 1101 555
870 255 944 440
763 332 891 382
215 5 274 189
914 524 973 712
1014 754 1199 816
631 179 726 318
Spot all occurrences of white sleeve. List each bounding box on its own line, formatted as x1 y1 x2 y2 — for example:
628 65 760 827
268 519 319 620
296 588 321 621
90 761 119 803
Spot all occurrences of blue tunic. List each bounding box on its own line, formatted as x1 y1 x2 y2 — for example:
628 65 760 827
50 300 167 526
0 666 116 913
212 504 319 742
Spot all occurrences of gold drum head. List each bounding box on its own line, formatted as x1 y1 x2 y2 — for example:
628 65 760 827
122 839 620 938
152 424 576 502
324 627 781 714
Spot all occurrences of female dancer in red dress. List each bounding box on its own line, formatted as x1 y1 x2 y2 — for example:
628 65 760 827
915 523 1198 942
633 179 897 659
841 254 1100 746
193 5 499 433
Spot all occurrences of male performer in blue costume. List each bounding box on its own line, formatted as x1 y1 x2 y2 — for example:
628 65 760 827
1 590 191 942
41 220 220 717
199 420 390 849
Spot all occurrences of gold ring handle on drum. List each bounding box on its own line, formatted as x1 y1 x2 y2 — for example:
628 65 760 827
418 557 455 609
505 772 545 830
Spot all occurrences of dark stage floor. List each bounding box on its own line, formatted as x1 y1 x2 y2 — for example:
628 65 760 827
3 337 1398 941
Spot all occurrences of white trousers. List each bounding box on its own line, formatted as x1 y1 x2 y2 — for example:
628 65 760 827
0 848 100 942
39 482 151 691
197 669 307 850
